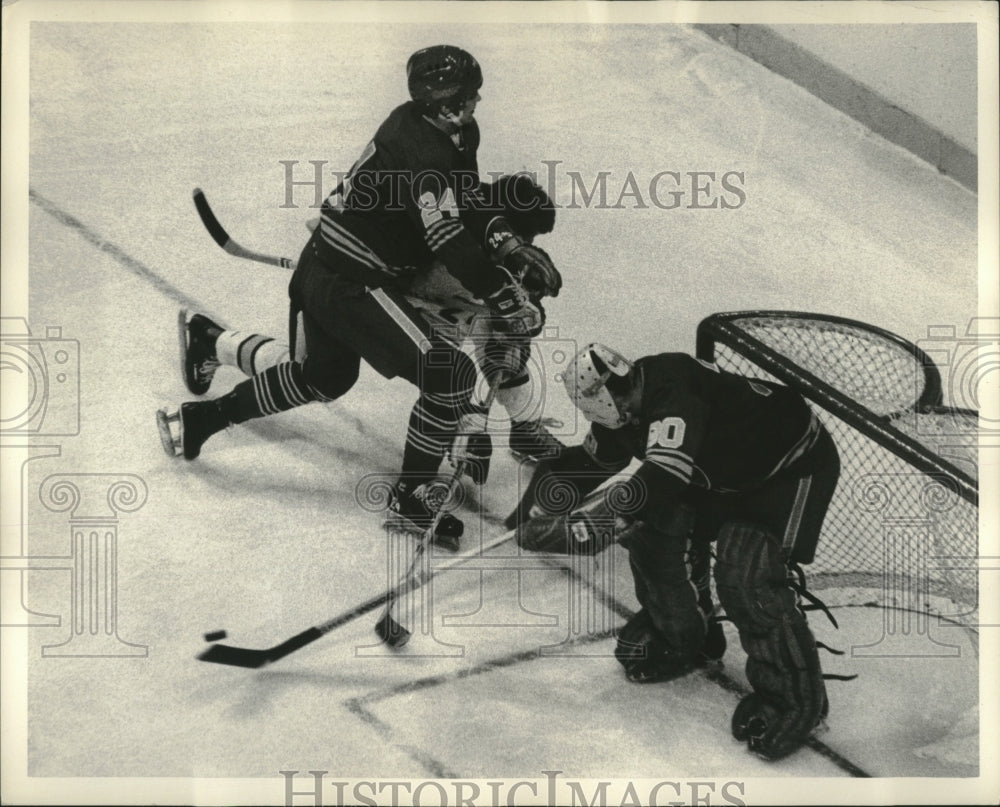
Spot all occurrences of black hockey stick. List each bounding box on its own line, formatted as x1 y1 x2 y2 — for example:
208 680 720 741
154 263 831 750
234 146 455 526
192 188 295 269
198 526 515 668
199 375 501 667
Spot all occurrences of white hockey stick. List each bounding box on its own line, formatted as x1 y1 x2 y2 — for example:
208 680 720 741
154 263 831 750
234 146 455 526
192 188 296 269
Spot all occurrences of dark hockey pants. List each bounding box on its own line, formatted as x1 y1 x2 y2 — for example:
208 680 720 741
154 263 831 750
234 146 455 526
224 237 480 482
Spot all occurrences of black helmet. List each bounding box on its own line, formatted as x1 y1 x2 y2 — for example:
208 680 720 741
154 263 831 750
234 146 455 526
407 45 482 115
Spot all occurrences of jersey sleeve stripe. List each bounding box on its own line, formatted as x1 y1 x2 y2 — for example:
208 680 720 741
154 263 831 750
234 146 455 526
319 217 404 277
644 452 694 482
646 445 693 462
764 412 821 481
425 218 464 252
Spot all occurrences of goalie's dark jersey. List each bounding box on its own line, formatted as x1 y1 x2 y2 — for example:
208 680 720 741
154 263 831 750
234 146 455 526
586 353 822 508
314 101 503 298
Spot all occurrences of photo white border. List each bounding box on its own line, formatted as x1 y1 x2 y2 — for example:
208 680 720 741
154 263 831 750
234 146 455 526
2 1 997 805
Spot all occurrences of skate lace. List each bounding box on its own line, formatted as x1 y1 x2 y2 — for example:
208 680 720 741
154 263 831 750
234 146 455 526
195 358 220 380
402 481 452 514
512 420 564 455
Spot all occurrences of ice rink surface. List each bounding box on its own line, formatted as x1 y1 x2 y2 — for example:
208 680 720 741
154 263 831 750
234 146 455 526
4 12 997 807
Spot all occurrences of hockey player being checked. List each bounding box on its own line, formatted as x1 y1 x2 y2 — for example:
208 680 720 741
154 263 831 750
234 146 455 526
509 343 841 761
157 46 562 551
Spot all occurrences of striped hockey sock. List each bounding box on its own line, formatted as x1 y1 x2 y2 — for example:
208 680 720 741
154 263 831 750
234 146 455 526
217 361 321 424
402 390 475 479
215 330 290 377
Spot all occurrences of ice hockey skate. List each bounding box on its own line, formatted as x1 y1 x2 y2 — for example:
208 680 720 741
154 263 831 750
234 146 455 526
508 418 564 462
700 619 727 663
156 400 229 460
385 480 464 552
178 308 222 395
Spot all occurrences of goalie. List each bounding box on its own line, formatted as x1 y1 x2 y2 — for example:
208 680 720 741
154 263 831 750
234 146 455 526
508 343 841 761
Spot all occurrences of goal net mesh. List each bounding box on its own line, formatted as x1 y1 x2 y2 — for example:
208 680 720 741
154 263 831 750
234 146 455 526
696 312 978 631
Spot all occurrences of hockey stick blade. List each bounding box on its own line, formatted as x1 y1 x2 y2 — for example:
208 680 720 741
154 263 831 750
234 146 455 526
197 627 326 669
197 590 392 669
191 187 231 249
192 188 295 270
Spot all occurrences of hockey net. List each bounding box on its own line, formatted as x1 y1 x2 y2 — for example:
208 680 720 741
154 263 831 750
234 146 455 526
695 312 979 635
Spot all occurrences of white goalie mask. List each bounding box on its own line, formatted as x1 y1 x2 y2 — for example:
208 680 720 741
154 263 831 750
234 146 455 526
563 343 634 429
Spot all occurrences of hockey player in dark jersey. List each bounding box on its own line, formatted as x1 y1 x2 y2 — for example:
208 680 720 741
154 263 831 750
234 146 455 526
508 343 840 761
156 46 562 550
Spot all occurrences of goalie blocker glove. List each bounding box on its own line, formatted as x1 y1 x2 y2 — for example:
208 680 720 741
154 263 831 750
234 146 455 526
515 484 633 556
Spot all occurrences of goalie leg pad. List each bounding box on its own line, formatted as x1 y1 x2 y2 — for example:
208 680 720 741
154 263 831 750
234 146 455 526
689 540 726 661
714 521 827 760
614 609 699 683
621 518 707 667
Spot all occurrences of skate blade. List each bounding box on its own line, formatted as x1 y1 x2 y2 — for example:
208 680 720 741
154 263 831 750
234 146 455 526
509 416 565 463
177 307 214 396
382 511 428 537
381 513 461 552
509 448 559 463
177 308 193 393
156 407 184 458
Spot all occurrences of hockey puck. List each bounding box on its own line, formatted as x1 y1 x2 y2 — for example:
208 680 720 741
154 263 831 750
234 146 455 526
203 630 227 642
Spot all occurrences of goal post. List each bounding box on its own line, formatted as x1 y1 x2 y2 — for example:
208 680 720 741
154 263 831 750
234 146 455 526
695 311 979 632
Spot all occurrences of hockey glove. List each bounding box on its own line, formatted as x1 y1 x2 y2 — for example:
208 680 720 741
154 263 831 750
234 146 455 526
504 444 621 531
516 512 608 556
485 268 543 336
505 243 560 300
486 218 562 298
516 493 630 556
